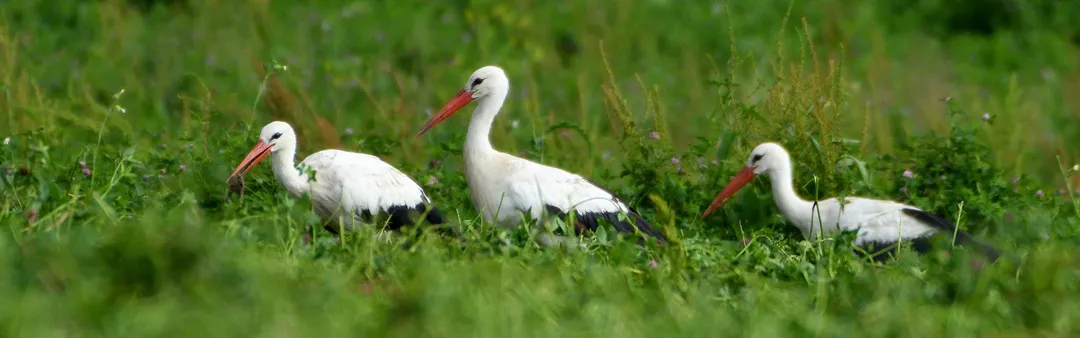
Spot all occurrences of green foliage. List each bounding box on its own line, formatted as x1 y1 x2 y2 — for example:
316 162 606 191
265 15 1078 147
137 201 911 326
1 0 1079 336
892 103 1022 233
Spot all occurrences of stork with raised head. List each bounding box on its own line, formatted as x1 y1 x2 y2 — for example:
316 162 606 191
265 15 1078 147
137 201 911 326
230 121 445 236
415 65 666 246
701 142 1000 262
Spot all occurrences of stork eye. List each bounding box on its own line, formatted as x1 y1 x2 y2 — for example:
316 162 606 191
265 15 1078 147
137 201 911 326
471 78 484 87
751 154 765 162
270 132 283 140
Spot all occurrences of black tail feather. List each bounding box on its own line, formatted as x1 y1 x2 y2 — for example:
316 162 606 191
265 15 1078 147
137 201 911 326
899 208 1002 262
318 202 458 240
543 204 667 243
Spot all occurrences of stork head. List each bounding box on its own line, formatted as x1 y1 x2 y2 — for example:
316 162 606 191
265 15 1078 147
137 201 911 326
416 65 510 136
744 142 790 176
701 142 791 218
229 121 296 177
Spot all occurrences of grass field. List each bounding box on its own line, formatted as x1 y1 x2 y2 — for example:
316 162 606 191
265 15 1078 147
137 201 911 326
3 0 1080 336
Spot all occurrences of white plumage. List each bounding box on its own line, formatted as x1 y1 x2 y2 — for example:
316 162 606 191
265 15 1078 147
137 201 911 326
416 66 666 243
701 142 999 261
230 121 443 234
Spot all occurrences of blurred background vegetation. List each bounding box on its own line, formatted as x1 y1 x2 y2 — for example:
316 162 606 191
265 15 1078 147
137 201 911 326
2 0 1079 336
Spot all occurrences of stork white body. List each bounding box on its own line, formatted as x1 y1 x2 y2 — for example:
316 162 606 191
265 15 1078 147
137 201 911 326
230 121 443 234
416 66 665 244
702 142 999 261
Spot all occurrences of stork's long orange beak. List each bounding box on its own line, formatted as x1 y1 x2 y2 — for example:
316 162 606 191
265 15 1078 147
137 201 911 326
229 140 273 177
416 90 473 136
701 166 757 218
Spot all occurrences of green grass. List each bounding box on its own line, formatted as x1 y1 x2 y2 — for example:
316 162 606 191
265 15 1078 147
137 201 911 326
3 0 1080 336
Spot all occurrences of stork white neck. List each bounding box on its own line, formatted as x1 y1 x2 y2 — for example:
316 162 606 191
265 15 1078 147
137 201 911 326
763 157 818 237
270 142 308 197
464 87 507 157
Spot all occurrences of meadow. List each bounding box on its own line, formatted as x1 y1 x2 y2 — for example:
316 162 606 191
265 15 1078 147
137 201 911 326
2 0 1080 336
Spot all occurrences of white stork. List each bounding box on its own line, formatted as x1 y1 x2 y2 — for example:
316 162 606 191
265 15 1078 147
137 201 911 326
415 65 666 245
701 142 1000 262
229 121 445 236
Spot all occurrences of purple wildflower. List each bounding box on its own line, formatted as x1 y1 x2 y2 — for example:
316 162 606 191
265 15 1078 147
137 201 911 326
903 169 913 179
741 237 752 246
970 258 985 272
143 174 150 180
344 128 354 135
648 131 661 140
81 167 91 176
1042 69 1055 81
648 260 658 269
1036 190 1044 197
981 113 991 121
670 157 680 166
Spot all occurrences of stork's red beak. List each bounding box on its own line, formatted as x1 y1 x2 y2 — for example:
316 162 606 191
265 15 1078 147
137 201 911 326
229 140 273 177
701 166 757 218
416 90 473 136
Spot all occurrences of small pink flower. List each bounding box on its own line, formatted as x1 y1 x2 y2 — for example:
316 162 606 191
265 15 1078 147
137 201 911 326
560 129 570 138
344 128 354 135
361 282 376 294
648 259 658 269
741 237 752 246
1036 190 1044 197
981 113 991 121
81 167 91 176
970 258 985 272
670 157 680 165
648 131 660 140
902 169 913 179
